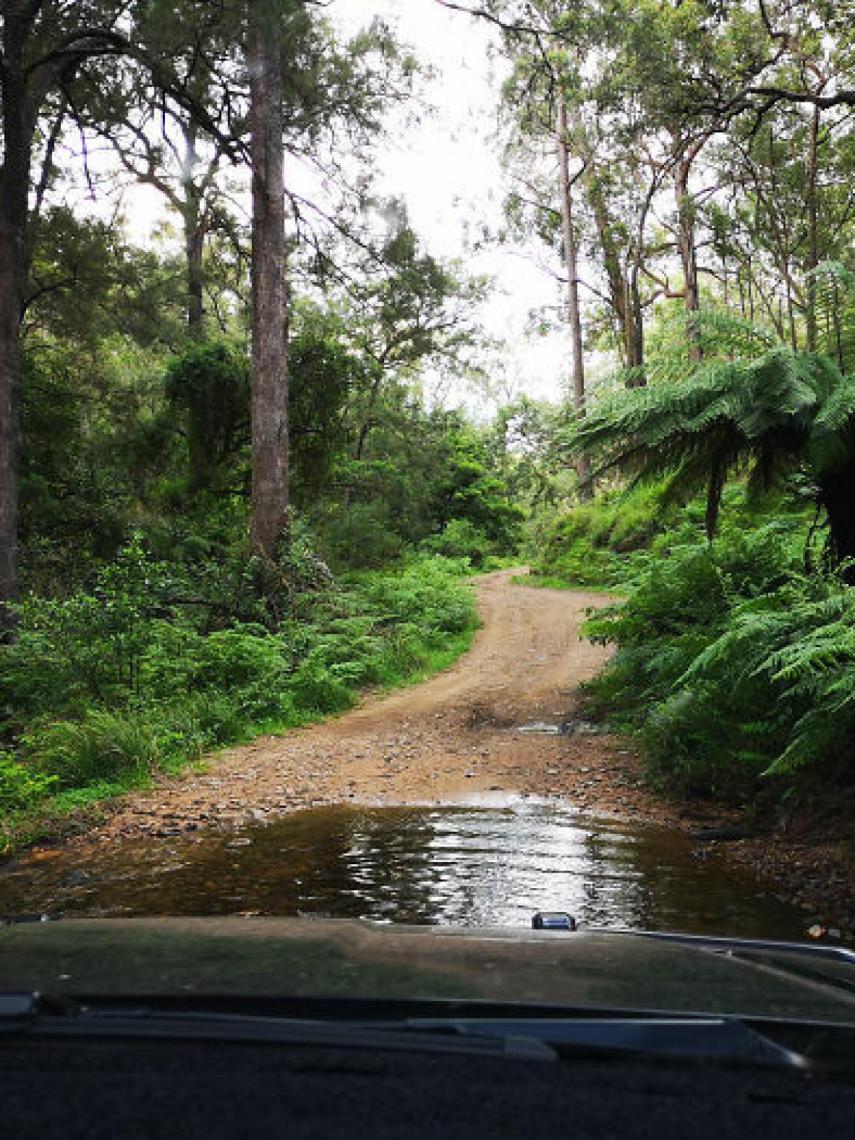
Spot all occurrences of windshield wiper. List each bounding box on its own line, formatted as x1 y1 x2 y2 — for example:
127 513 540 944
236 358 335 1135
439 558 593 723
0 992 555 1062
0 991 834 1072
402 1016 806 1067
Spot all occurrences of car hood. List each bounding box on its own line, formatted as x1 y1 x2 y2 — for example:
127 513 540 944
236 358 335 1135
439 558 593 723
1 916 854 1023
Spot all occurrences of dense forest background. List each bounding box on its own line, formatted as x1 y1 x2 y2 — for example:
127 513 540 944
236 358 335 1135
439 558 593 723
1 1 854 844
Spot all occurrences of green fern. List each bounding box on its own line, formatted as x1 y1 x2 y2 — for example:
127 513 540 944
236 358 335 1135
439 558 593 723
575 345 855 553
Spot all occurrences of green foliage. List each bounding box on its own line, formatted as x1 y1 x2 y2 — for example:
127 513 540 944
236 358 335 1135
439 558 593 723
584 514 854 802
288 657 356 714
682 582 855 779
317 500 406 570
419 519 492 566
532 482 676 587
639 309 776 386
25 710 160 790
0 752 57 813
288 310 367 503
164 341 250 492
1 550 476 828
808 261 855 373
575 344 855 552
314 409 522 570
3 533 172 716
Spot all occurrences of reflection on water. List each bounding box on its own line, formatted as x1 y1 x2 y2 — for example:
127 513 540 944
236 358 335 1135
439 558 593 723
0 801 808 939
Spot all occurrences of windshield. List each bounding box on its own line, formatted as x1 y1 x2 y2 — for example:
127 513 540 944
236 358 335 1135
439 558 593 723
1 0 853 1028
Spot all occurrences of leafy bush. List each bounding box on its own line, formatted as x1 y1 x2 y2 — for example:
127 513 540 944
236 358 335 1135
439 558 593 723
289 657 356 714
2 533 172 719
355 556 475 635
0 751 57 812
318 501 405 570
583 523 826 801
2 550 477 825
420 519 492 566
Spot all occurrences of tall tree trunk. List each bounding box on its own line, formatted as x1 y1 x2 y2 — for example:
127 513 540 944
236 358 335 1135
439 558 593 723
247 0 288 556
582 166 629 361
705 454 726 543
784 271 798 351
575 124 644 384
0 11 36 633
626 263 645 382
747 258 755 322
833 280 846 373
180 128 209 490
556 102 592 500
0 216 22 635
804 102 821 353
181 124 206 342
819 457 855 583
675 154 701 363
185 219 205 340
354 366 384 463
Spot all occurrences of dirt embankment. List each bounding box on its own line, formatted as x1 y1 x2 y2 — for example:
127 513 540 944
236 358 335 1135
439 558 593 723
46 569 855 938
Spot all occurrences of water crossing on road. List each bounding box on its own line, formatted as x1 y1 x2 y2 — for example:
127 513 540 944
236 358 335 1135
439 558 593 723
0 800 809 940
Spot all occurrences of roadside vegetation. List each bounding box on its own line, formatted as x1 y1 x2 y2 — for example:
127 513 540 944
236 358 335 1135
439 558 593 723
474 2 855 834
0 545 479 848
2 1 855 855
526 383 855 814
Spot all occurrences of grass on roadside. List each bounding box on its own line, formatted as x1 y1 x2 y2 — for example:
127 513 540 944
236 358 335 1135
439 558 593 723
512 572 619 594
1 555 479 855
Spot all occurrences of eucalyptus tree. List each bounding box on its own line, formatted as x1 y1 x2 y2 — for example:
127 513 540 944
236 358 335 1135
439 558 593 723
480 0 736 384
0 1 235 630
327 205 488 465
94 5 412 340
0 1 417 597
244 3 416 555
708 11 855 350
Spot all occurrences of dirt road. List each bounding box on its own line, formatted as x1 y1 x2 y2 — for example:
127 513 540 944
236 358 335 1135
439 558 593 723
17 570 855 938
85 569 668 841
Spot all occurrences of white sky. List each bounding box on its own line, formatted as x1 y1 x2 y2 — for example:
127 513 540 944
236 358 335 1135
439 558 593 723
329 0 571 411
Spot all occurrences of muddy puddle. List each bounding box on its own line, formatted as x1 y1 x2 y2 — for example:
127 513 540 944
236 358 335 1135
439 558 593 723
0 800 814 940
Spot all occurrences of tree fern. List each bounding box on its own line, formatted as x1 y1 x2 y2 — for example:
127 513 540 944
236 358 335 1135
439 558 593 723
575 346 855 556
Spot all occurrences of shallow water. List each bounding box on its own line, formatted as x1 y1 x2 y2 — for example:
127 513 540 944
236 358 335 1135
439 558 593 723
0 800 811 939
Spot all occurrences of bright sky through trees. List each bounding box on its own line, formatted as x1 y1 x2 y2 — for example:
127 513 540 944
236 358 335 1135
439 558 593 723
330 0 571 410
102 0 567 411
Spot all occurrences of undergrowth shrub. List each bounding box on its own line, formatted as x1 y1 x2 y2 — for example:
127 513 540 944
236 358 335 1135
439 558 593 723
355 556 474 635
532 481 812 591
533 482 677 587
581 522 844 802
682 581 855 781
419 519 492 567
2 533 173 720
0 751 57 812
289 657 356 714
1 550 476 824
318 502 405 570
25 709 160 789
